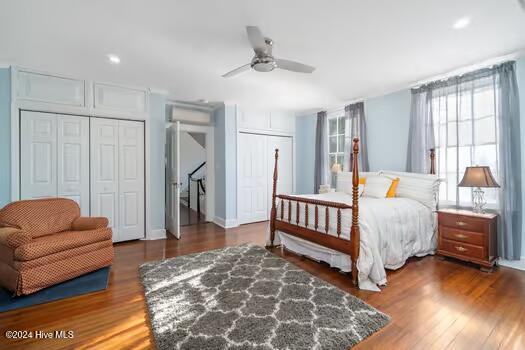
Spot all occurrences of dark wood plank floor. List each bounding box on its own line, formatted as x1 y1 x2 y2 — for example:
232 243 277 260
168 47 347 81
1 222 524 349
179 203 206 226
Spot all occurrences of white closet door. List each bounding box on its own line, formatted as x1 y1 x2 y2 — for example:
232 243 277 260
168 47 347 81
57 115 89 215
239 133 268 224
20 111 58 199
267 136 293 214
90 118 119 241
118 120 145 241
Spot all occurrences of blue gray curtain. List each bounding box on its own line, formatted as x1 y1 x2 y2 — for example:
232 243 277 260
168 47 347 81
314 111 328 194
495 62 522 260
406 88 435 173
344 102 370 172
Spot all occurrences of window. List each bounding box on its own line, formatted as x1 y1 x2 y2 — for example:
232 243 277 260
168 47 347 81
328 116 346 170
432 77 499 206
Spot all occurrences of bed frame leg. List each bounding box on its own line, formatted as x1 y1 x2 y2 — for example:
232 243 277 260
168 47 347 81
350 138 360 287
268 148 279 248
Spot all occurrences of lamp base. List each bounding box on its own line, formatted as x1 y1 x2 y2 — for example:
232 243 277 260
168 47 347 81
472 187 486 214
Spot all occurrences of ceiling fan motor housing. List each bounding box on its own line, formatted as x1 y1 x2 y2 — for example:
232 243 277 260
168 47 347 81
251 56 277 72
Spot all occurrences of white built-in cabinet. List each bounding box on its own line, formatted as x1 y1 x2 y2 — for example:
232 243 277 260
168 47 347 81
20 111 145 242
238 133 293 224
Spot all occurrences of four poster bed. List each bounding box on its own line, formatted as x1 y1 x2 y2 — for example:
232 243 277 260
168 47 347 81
267 138 438 290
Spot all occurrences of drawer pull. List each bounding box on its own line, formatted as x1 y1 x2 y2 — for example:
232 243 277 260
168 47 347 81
455 246 468 252
456 221 467 227
455 233 468 239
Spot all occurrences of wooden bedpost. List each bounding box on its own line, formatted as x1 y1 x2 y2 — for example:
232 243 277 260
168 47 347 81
350 138 360 286
268 148 279 247
430 148 436 175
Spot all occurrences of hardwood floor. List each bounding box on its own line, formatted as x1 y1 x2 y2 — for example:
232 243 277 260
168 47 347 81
1 221 524 350
179 203 206 226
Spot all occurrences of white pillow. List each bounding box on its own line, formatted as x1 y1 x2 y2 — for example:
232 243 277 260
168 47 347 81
381 171 440 209
362 175 392 199
336 171 379 195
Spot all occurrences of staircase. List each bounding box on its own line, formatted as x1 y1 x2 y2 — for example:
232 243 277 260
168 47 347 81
181 162 206 218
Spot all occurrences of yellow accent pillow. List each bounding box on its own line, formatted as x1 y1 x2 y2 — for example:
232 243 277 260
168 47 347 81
359 177 366 185
386 178 400 198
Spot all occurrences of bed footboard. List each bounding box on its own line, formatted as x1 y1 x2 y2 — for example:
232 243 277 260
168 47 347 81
268 138 361 286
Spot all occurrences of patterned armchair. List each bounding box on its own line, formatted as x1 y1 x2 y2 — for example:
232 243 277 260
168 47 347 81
0 198 114 296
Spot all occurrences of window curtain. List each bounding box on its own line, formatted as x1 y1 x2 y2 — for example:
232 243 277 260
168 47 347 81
406 61 521 259
406 89 435 173
343 102 370 172
314 111 329 194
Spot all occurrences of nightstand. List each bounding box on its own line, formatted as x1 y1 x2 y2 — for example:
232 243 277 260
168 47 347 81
437 209 498 271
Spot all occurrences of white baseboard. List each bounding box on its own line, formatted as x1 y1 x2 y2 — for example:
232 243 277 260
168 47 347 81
143 228 167 240
498 257 525 271
213 216 239 229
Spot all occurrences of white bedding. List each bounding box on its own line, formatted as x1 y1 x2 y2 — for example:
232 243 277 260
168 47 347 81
266 192 437 291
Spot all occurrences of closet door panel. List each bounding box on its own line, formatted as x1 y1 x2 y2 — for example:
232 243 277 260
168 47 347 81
20 111 58 199
267 135 293 215
238 133 268 224
57 115 89 215
90 118 119 241
118 120 145 241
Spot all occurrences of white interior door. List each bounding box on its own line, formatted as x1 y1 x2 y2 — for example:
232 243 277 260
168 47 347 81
166 121 181 239
239 133 268 224
90 118 119 241
20 111 58 199
267 135 293 213
118 120 145 241
57 115 89 215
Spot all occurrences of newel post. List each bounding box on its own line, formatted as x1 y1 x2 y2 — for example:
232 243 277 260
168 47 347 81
350 138 360 286
268 148 279 247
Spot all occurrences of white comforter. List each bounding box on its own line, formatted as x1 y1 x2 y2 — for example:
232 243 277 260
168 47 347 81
266 192 437 291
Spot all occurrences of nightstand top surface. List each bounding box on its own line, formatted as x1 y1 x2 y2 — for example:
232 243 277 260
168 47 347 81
438 208 497 219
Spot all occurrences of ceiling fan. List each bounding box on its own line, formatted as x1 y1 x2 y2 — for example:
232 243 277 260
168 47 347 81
222 26 316 78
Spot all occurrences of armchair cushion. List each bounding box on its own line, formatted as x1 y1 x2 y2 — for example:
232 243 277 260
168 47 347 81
15 228 112 261
0 198 80 238
0 227 31 249
71 217 109 231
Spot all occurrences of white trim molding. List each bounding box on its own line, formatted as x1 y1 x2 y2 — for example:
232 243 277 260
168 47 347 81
498 257 525 271
213 216 239 229
143 229 167 240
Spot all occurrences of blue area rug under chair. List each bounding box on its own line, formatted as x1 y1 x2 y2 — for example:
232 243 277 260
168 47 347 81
0 267 110 312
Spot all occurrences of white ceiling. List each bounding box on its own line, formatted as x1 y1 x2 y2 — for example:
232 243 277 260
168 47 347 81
1 0 524 113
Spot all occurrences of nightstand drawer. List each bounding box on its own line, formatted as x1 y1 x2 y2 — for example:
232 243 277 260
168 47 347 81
440 239 484 260
438 213 485 232
440 227 484 246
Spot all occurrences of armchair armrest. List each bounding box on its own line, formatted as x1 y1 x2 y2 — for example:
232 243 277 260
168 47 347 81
0 227 32 249
71 217 109 231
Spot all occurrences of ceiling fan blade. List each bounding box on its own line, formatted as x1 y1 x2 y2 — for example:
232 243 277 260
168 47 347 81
276 59 316 73
222 64 251 78
246 26 267 54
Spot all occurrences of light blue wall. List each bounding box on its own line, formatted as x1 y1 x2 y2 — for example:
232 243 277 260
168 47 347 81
295 114 316 194
149 93 167 231
516 57 525 256
365 89 411 172
213 104 237 222
0 68 11 208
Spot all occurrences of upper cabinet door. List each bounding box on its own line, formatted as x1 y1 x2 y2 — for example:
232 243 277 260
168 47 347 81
57 115 90 215
90 118 120 241
118 120 145 241
20 111 58 199
94 83 148 114
17 70 86 107
238 109 271 131
270 112 295 133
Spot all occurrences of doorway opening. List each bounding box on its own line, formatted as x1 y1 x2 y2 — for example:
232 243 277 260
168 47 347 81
165 121 214 239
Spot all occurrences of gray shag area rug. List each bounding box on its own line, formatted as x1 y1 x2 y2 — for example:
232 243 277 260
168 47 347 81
139 244 389 350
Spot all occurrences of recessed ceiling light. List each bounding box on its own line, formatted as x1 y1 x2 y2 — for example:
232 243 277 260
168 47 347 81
108 54 120 64
453 17 470 29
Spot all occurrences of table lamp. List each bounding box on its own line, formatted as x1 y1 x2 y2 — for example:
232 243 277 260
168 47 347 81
458 166 500 213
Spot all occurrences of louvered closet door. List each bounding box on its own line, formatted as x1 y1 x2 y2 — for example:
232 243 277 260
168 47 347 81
239 133 268 224
90 118 120 241
21 111 58 199
57 115 89 215
118 120 145 241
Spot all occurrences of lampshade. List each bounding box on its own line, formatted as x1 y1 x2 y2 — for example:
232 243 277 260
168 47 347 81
458 166 500 188
331 162 342 173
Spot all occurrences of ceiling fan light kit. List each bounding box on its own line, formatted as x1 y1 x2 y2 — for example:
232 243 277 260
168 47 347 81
222 25 316 78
